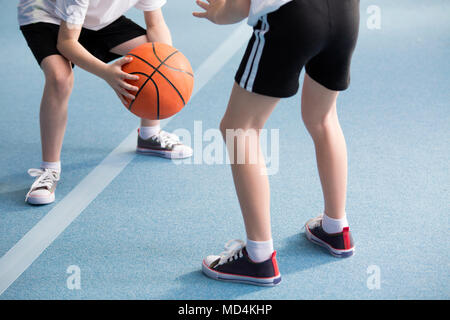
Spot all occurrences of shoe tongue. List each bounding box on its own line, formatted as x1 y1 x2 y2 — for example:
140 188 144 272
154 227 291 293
210 258 221 269
34 186 50 191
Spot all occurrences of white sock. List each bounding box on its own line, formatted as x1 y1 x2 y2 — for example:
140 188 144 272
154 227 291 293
322 212 349 234
41 161 61 173
139 125 161 139
246 238 274 263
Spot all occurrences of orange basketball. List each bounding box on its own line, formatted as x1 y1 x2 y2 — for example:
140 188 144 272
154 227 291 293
122 42 194 120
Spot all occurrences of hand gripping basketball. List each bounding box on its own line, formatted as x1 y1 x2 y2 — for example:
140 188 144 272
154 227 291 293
121 42 194 120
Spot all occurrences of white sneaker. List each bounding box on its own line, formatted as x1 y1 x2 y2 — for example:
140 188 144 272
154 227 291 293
25 168 60 205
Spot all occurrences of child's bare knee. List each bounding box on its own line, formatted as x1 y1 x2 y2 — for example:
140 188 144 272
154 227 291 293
303 115 336 137
219 117 231 138
219 117 246 136
221 114 266 134
45 70 74 97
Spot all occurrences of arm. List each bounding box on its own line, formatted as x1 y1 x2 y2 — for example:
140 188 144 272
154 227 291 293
144 9 173 45
56 22 139 105
193 0 250 25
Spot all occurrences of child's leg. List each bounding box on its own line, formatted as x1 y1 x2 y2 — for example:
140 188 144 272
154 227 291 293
40 55 74 162
301 75 355 257
220 83 280 241
201 83 282 286
25 54 73 205
301 73 347 221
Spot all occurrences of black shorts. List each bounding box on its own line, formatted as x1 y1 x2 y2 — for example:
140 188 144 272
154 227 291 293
20 16 147 66
235 0 360 97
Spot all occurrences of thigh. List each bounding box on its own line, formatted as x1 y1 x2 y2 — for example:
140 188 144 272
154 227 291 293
20 22 63 67
109 35 148 56
301 73 339 125
80 16 147 63
222 83 280 130
235 0 327 99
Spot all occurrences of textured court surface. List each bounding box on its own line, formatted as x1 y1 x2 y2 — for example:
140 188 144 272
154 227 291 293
0 0 448 299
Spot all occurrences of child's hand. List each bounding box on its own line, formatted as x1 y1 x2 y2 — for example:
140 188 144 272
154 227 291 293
193 0 250 25
101 57 139 106
193 0 226 24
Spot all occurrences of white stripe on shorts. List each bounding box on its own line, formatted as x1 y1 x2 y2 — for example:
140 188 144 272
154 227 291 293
245 15 270 91
239 15 270 90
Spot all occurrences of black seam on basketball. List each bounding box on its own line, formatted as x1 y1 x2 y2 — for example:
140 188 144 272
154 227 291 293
130 71 151 77
128 52 186 106
128 52 175 82
148 77 160 119
152 43 194 77
128 72 160 118
128 72 152 111
127 53 186 106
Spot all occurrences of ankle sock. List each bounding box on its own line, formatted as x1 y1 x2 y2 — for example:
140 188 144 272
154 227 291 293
322 212 349 234
246 238 274 263
139 125 160 139
41 161 61 173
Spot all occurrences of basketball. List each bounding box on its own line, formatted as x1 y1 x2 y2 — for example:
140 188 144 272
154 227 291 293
122 42 194 120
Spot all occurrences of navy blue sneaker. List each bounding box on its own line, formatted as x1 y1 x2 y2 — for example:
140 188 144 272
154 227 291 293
304 215 355 258
202 240 281 286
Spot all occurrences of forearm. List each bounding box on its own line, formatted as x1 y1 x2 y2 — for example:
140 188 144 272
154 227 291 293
56 22 138 105
146 21 172 45
57 39 107 79
144 9 172 45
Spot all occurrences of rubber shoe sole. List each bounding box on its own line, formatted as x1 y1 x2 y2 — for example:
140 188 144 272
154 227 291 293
136 147 193 159
26 192 55 205
202 260 282 287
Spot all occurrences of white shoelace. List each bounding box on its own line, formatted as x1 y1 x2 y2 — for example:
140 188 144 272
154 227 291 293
25 168 60 202
217 239 246 266
152 131 180 149
303 214 323 230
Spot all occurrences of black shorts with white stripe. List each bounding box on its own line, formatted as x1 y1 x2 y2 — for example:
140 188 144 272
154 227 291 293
235 0 360 98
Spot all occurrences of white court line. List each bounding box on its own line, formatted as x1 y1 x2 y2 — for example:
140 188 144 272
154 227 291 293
0 22 253 295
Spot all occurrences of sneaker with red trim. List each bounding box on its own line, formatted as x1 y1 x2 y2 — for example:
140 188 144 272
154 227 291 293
304 215 355 258
202 239 281 286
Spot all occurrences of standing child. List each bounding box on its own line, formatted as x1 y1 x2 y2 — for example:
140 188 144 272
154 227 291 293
19 0 193 205
194 0 360 286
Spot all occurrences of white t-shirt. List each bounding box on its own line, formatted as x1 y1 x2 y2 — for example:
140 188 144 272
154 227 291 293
248 0 292 26
18 0 166 31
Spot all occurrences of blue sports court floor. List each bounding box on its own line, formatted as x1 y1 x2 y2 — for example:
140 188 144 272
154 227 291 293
0 0 448 299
